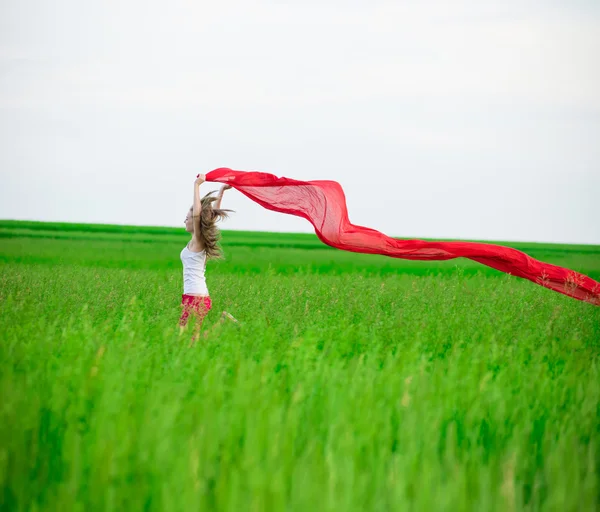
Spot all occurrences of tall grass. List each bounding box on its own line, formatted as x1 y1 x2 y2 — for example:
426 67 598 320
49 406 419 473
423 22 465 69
1 222 599 511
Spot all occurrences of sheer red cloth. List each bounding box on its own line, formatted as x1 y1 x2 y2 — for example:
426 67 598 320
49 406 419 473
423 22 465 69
205 168 600 305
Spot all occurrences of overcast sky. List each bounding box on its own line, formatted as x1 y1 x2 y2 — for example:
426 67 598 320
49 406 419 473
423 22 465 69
1 0 599 244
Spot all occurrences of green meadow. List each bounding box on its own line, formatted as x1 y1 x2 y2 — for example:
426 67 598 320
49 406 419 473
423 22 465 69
1 219 599 511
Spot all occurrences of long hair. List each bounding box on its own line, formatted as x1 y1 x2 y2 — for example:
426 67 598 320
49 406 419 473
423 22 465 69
196 191 234 259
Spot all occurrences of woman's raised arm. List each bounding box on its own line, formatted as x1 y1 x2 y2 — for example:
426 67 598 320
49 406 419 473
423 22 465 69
192 175 205 240
215 184 232 210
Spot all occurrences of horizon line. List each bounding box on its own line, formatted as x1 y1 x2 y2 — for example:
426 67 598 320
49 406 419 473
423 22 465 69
1 218 599 248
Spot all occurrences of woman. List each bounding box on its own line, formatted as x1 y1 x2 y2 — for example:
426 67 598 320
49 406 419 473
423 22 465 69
179 174 232 340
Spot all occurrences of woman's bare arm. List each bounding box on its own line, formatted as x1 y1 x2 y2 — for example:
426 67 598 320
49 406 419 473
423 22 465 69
215 184 232 210
192 175 205 248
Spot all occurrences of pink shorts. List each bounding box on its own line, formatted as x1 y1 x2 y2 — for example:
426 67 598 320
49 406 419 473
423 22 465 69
179 295 212 326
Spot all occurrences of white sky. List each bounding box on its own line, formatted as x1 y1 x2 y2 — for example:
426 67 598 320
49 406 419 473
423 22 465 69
1 0 599 244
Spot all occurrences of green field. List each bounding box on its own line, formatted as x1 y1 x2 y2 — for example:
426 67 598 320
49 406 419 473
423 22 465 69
1 220 599 511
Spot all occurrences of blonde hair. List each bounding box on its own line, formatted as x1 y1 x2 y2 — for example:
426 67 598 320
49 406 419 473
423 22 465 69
194 191 233 259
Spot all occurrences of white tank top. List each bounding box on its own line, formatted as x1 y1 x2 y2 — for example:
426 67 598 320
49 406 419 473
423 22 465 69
180 243 209 295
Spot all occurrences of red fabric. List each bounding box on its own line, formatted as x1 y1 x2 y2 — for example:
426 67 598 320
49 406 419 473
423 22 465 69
179 295 212 326
206 168 600 305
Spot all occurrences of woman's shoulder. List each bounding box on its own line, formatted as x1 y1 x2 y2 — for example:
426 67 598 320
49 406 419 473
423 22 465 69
187 238 206 254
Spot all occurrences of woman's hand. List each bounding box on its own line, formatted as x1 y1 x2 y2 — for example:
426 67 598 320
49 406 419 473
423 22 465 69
221 184 232 191
195 174 206 186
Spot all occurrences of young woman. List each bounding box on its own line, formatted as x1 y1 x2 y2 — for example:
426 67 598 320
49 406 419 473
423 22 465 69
179 174 232 339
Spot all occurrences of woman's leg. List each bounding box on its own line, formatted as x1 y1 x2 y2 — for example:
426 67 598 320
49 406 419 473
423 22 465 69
178 304 192 334
189 298 211 345
190 316 204 344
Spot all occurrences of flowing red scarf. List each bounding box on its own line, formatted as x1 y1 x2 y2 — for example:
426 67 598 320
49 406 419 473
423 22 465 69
205 168 600 305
